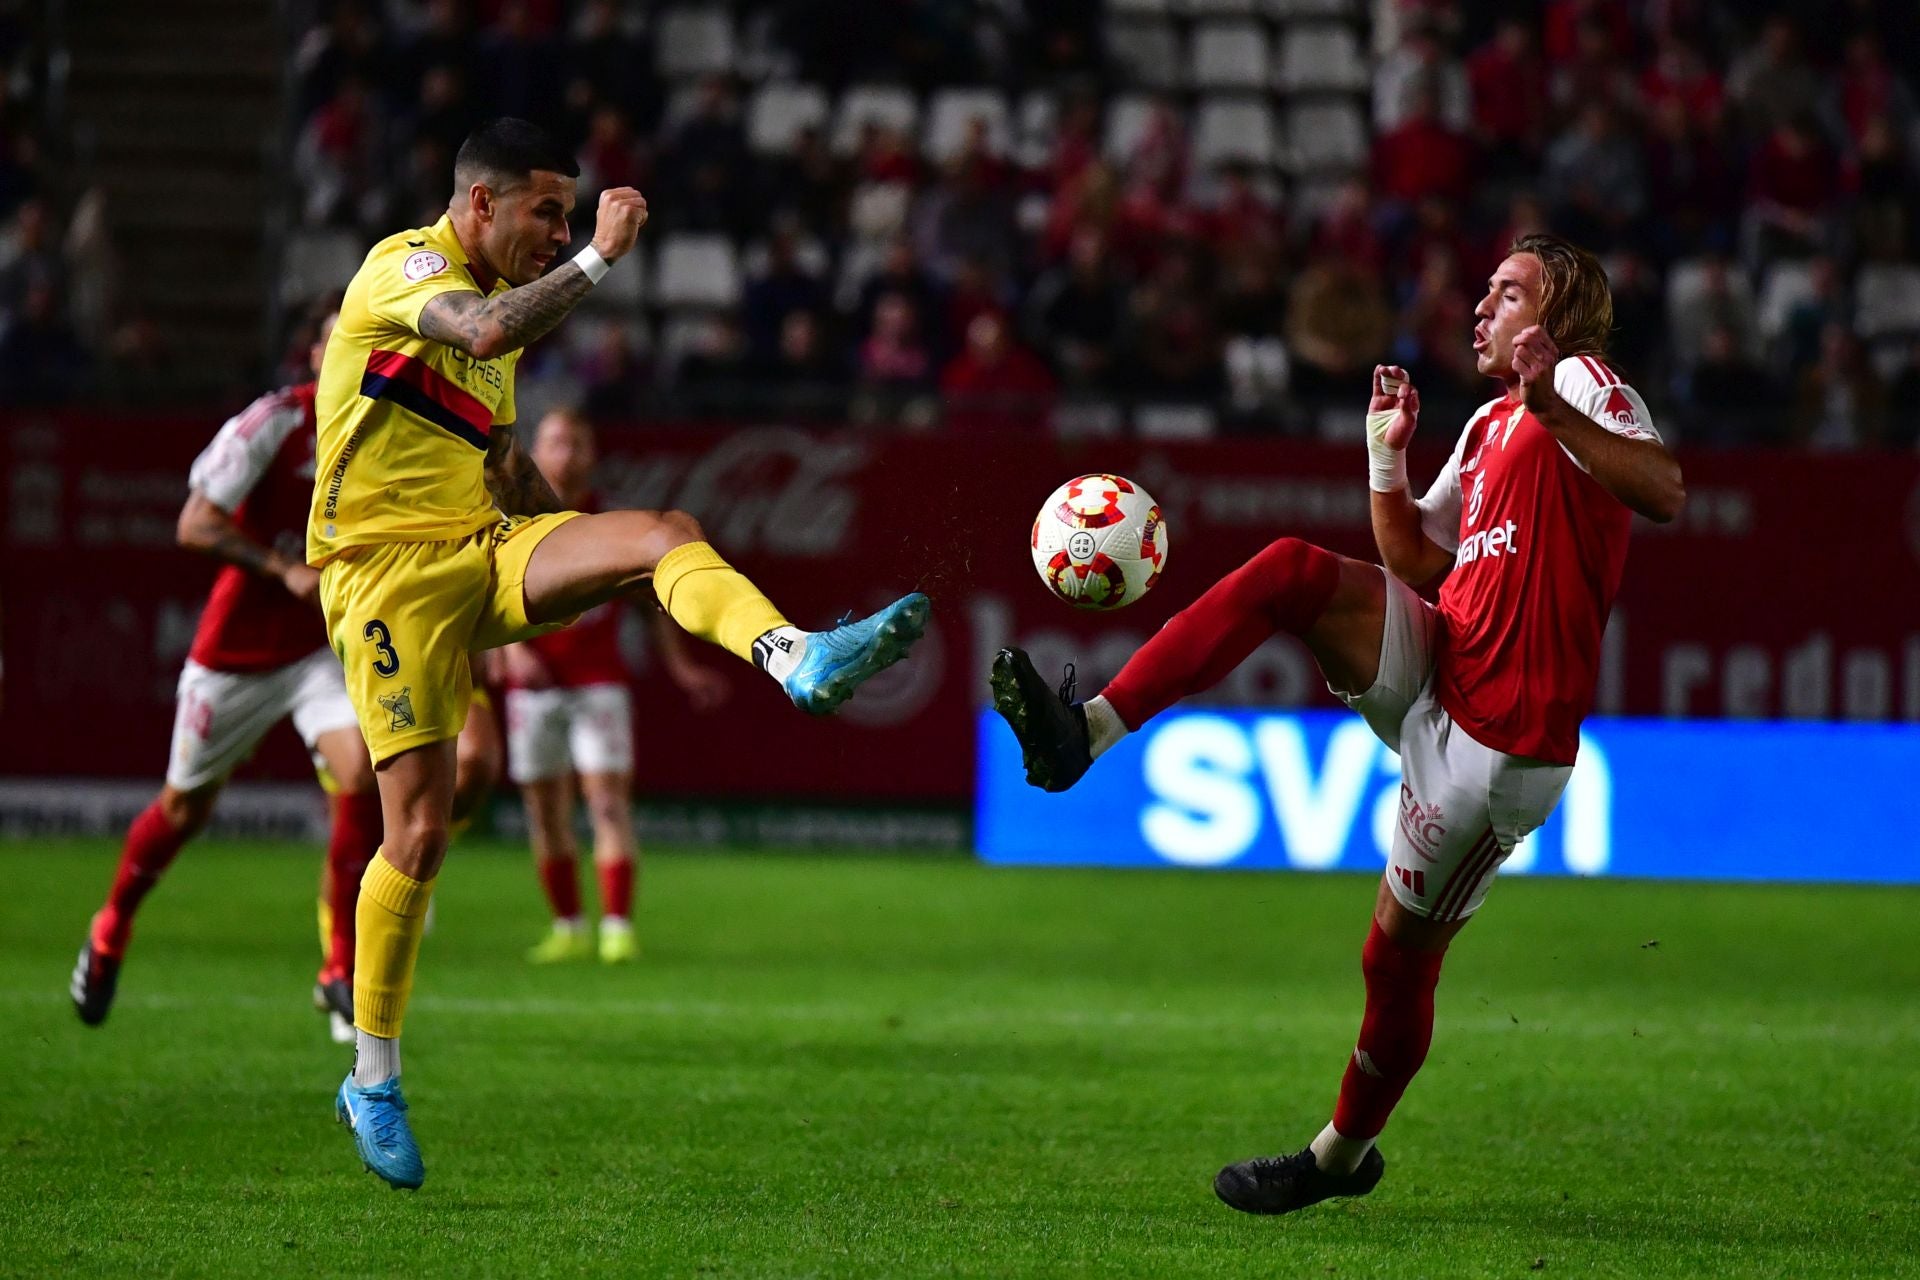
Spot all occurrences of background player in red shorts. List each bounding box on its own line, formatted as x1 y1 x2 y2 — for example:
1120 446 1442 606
68 311 384 1036
500 409 729 965
992 233 1685 1215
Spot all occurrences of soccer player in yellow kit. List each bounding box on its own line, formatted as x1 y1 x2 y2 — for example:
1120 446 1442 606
312 119 929 1189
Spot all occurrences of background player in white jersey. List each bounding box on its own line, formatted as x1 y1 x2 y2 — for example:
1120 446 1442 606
71 312 501 1042
500 409 729 965
68 313 382 1037
991 233 1685 1215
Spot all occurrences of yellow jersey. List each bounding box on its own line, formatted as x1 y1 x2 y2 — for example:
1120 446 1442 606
307 214 522 566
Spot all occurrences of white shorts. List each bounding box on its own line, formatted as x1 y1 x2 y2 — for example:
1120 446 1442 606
1338 570 1572 922
167 649 360 791
505 684 635 784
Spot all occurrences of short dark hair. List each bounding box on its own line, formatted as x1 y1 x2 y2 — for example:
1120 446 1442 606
453 118 579 193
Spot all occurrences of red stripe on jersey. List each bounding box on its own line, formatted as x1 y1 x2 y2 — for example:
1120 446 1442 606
364 348 493 436
1578 355 1616 388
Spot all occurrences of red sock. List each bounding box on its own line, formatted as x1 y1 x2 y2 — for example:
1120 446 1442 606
1331 921 1448 1140
324 791 384 979
597 858 634 921
538 855 582 921
1100 537 1341 729
92 801 193 959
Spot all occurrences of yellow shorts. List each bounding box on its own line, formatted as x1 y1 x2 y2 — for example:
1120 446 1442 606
320 512 581 766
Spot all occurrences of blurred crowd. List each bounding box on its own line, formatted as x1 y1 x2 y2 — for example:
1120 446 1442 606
15 0 1920 447
0 2 96 404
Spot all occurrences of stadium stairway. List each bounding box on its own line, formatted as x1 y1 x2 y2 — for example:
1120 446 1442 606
62 0 282 399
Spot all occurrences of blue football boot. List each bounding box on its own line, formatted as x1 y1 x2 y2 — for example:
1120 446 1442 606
336 1073 425 1190
780 593 931 715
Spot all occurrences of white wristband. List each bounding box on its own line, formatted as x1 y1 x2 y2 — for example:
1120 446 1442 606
572 245 610 284
1365 410 1408 492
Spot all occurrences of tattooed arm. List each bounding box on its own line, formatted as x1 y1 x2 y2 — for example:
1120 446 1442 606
416 187 650 361
418 268 595 361
484 424 565 516
177 491 321 605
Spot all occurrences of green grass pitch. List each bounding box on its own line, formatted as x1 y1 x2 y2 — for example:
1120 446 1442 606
3 839 1917 1278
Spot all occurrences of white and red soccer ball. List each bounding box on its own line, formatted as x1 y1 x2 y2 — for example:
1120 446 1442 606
1030 473 1169 610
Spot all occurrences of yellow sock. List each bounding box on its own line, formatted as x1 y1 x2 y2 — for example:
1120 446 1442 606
316 895 333 961
353 852 435 1038
652 541 790 662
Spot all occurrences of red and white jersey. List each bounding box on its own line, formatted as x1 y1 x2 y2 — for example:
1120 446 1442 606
186 383 326 674
1414 356 1660 765
515 599 629 690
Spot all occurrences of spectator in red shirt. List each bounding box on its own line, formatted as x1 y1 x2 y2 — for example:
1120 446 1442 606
1204 165 1283 266
1551 16 1636 116
1310 178 1387 277
1832 34 1916 148
859 292 935 392
1543 0 1631 66
1125 96 1189 204
1640 33 1723 129
941 311 1056 432
857 121 920 186
1047 94 1101 193
1747 115 1839 259
1371 85 1474 207
1467 19 1548 168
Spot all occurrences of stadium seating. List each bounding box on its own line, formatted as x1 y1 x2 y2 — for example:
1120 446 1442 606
1285 99 1367 174
746 82 831 155
1192 99 1279 169
1105 20 1184 92
655 8 735 80
1273 24 1368 93
1189 22 1269 92
832 84 920 155
923 89 1014 164
653 234 742 310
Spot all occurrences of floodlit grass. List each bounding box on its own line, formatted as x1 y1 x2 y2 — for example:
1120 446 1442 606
3 840 1916 1278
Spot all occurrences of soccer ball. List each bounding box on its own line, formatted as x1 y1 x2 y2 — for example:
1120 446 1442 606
1030 473 1169 610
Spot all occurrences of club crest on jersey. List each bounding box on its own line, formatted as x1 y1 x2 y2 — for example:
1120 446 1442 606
378 686 416 731
402 249 449 282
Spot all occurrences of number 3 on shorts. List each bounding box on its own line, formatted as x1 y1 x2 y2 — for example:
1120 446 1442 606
363 619 400 677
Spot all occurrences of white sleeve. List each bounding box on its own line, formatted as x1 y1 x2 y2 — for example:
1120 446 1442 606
1551 357 1661 474
1413 423 1475 554
187 393 304 513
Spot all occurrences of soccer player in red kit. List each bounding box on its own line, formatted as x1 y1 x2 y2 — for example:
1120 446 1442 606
992 233 1685 1214
70 312 497 1039
69 311 382 1035
500 410 729 965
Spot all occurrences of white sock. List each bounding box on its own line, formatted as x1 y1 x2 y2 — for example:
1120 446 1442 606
354 1030 401 1086
1083 694 1129 760
1310 1121 1375 1175
553 916 583 934
600 915 631 934
751 625 809 683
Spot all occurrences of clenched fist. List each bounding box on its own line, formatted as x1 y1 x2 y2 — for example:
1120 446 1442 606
1512 325 1560 412
1369 364 1420 450
590 187 649 263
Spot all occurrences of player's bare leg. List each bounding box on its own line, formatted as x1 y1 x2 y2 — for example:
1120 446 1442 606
992 540 1385 791
578 769 638 962
72 782 220 1026
521 509 929 715
312 728 380 1042
522 772 591 963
